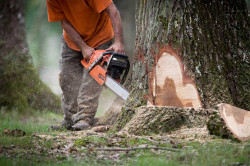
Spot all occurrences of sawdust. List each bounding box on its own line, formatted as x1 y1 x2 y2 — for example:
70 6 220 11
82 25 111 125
167 126 213 143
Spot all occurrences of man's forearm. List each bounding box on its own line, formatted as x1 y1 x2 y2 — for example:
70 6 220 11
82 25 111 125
61 20 88 50
105 4 124 44
61 20 95 59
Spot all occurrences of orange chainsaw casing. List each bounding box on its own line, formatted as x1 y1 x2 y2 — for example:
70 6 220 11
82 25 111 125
81 50 111 85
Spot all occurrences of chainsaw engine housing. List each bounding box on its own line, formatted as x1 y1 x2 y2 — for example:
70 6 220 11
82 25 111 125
81 50 130 85
107 53 129 84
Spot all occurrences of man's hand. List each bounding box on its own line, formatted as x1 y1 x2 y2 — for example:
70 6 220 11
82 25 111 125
80 45 95 60
106 42 125 54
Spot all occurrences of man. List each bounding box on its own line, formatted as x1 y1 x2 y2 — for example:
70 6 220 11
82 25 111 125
46 0 125 130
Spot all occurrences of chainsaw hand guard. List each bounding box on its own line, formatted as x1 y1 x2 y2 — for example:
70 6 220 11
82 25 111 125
107 52 130 85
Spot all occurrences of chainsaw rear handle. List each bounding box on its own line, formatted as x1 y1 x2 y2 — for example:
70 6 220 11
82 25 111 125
108 52 128 58
81 51 113 69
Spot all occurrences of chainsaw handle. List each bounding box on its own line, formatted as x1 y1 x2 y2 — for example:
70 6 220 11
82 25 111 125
102 51 114 56
111 52 128 58
81 58 89 69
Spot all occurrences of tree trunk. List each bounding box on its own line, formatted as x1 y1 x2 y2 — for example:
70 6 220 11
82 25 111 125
0 0 60 111
129 0 249 109
108 0 250 140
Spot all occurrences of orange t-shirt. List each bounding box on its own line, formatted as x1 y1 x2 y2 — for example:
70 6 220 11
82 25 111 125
46 0 114 51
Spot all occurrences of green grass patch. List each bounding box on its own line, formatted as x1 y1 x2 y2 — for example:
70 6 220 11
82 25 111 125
0 116 50 135
0 136 34 148
0 108 63 147
0 108 63 134
74 136 162 148
118 137 155 147
126 142 250 166
0 156 115 166
0 157 38 166
74 136 108 146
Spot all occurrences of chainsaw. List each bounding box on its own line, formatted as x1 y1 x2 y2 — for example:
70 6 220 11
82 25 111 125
81 50 130 100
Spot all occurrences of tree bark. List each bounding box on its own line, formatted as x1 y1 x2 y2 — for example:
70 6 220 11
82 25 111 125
0 0 60 111
129 0 249 110
108 0 249 140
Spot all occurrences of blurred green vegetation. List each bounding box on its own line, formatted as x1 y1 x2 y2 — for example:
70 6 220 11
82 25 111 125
25 0 62 70
0 0 61 111
0 107 63 134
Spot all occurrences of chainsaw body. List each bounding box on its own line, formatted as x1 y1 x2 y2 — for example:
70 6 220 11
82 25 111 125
81 50 130 86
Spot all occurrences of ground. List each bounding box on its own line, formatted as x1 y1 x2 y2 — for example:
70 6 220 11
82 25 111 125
0 108 249 166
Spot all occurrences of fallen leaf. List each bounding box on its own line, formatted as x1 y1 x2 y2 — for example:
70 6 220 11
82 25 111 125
0 146 3 154
3 129 26 137
112 153 120 159
68 147 77 153
3 129 11 135
87 147 95 152
97 154 105 160
138 144 148 148
11 129 26 137
92 125 111 132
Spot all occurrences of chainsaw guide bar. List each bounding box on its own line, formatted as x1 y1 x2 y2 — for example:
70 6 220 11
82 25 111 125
105 76 129 100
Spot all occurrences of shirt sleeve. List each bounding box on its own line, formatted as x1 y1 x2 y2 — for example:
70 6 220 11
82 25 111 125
46 0 66 22
87 0 113 13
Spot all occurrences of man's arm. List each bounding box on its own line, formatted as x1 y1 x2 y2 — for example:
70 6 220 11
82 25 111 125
105 3 125 54
61 20 94 59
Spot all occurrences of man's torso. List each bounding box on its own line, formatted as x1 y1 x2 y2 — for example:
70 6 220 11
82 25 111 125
47 0 114 50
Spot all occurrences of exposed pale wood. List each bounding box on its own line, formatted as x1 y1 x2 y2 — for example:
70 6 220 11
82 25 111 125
120 106 211 135
148 45 202 108
218 103 250 141
112 104 250 141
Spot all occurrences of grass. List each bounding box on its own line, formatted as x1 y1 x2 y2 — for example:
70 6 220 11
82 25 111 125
125 142 250 166
74 136 108 146
1 142 249 166
74 136 160 147
0 157 115 166
0 108 63 134
0 108 249 166
0 108 63 147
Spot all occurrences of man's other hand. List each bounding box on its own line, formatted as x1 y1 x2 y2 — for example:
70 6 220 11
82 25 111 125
106 42 125 54
81 46 95 60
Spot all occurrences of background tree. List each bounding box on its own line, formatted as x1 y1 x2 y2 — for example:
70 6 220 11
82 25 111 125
0 0 60 111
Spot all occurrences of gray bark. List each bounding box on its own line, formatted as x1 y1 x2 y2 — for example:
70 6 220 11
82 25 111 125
129 0 249 110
